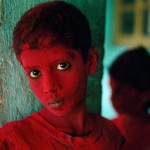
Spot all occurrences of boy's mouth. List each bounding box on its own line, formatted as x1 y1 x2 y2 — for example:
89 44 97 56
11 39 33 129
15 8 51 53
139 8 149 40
48 99 64 109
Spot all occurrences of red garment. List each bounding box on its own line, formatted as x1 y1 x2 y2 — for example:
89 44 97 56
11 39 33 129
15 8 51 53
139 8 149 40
0 112 124 150
113 115 150 150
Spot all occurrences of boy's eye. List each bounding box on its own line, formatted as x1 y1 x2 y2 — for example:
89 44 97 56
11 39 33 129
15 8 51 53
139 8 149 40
57 62 71 70
30 70 41 78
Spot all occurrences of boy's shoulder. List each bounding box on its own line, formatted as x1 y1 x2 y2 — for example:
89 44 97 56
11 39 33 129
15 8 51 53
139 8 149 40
0 112 40 135
91 113 121 131
90 114 125 148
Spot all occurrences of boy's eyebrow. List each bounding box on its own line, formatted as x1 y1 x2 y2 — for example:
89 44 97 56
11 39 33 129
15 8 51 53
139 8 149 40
23 53 77 70
67 53 76 59
68 52 76 59
52 54 76 64
52 52 77 62
24 66 40 70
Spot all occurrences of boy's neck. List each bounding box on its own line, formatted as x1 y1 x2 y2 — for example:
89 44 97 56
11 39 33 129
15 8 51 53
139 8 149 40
39 106 94 136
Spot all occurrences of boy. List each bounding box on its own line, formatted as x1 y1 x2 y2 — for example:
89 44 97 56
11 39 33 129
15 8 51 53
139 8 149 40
109 46 150 150
0 1 124 149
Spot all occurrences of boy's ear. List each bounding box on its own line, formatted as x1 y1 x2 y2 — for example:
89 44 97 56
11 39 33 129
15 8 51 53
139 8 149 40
86 46 98 74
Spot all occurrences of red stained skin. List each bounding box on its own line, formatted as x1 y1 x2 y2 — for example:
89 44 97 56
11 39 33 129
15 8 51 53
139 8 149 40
20 44 97 136
20 44 88 117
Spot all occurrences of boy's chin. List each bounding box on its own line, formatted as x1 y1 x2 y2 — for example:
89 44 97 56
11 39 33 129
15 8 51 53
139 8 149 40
46 106 72 117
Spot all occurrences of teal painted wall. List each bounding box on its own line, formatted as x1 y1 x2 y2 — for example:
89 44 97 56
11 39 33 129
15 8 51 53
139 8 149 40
0 0 106 126
101 1 129 119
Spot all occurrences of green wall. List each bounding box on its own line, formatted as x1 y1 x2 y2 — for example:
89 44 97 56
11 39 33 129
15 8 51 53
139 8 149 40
101 0 128 119
0 0 106 126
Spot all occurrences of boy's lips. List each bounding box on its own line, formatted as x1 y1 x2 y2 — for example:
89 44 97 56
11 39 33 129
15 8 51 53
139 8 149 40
47 99 64 109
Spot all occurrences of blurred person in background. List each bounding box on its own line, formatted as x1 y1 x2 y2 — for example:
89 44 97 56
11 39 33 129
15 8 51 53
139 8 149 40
109 46 150 150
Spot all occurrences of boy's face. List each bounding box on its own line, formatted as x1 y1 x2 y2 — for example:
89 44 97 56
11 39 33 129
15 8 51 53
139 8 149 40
20 44 90 116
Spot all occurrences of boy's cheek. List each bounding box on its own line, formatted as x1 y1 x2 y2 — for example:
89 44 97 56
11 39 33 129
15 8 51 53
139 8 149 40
28 80 41 93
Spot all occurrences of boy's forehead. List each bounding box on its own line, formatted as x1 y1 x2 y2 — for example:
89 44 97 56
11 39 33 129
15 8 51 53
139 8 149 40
21 44 80 61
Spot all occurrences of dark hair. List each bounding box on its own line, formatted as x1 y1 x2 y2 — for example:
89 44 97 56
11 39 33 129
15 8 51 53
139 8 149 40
12 1 91 62
109 46 150 91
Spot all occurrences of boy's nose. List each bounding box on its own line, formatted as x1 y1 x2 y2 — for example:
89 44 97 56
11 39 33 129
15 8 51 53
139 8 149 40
42 75 61 93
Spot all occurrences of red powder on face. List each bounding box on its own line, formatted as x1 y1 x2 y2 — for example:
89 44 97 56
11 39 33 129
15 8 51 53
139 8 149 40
20 44 88 117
